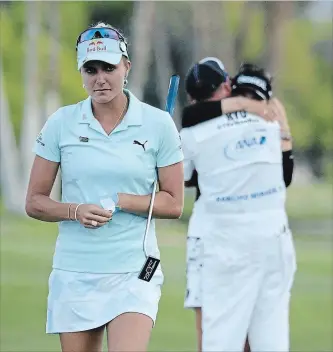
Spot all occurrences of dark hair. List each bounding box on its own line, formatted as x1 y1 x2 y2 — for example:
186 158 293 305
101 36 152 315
231 63 273 101
185 58 228 101
238 63 272 83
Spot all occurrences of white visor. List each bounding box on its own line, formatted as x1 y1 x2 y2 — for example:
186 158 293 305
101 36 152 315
199 56 225 71
77 38 129 70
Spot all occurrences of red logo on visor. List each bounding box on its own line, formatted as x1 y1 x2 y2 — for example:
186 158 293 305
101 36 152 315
87 40 106 53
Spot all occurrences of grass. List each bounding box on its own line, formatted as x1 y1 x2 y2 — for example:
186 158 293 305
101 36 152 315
285 183 333 220
1 209 332 352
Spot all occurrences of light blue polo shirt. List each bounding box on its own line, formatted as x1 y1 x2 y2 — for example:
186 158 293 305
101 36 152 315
34 90 183 273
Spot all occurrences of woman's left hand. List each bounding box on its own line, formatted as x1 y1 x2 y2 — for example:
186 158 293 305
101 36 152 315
269 98 290 133
269 97 292 150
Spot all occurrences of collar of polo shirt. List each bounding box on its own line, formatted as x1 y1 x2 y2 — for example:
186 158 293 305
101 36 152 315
79 90 143 130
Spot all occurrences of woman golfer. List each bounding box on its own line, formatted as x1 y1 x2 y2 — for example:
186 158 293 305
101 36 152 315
25 22 184 352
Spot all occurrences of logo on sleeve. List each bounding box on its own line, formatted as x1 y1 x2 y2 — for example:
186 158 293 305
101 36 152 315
36 133 45 146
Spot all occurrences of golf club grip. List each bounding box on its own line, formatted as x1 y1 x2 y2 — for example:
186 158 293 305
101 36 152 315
143 75 180 256
165 75 180 115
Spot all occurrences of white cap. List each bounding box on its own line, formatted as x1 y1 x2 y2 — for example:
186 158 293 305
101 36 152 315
199 56 225 71
77 38 129 70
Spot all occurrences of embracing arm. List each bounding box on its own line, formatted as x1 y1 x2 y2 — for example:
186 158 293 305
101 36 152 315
270 98 294 187
181 98 276 128
221 97 273 119
270 98 293 151
118 162 184 219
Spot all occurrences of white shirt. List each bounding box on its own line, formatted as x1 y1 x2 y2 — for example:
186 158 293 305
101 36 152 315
180 111 287 231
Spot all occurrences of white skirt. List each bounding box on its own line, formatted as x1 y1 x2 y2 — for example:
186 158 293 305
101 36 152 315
46 268 164 334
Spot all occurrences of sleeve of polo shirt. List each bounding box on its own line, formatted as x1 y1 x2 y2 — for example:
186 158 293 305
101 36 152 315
157 113 184 168
179 128 196 181
33 110 61 163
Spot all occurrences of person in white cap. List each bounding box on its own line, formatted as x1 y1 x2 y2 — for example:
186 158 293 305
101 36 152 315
25 22 184 352
181 62 296 352
182 58 282 352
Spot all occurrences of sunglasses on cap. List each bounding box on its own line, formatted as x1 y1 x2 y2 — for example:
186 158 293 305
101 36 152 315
76 27 127 51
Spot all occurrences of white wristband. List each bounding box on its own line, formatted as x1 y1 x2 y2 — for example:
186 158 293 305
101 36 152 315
74 203 83 221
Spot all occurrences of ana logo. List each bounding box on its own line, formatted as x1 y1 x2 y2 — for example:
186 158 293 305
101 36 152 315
236 136 266 149
224 134 267 160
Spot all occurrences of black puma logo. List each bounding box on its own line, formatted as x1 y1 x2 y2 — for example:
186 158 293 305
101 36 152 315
133 140 148 151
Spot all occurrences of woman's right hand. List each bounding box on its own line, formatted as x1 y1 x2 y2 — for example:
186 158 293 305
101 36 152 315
74 204 113 229
269 97 290 132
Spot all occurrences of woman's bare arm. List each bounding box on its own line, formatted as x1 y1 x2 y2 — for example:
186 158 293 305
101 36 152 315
270 98 293 151
25 156 70 222
26 156 112 227
118 162 184 219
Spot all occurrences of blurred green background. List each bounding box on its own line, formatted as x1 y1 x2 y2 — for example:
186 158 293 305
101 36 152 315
1 1 332 351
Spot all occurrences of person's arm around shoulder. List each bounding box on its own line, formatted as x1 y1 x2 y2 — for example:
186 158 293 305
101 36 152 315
182 98 278 128
221 96 275 121
270 98 294 187
26 111 112 228
118 113 184 219
270 97 293 151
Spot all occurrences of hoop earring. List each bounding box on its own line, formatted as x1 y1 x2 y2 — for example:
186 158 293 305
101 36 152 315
124 79 128 86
